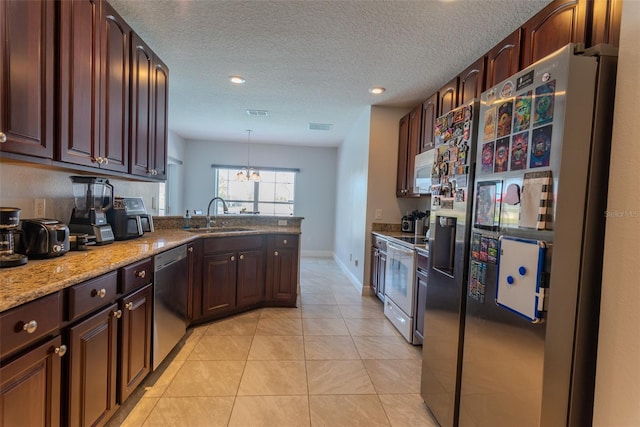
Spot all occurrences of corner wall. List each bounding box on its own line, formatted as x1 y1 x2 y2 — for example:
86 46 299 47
593 2 640 425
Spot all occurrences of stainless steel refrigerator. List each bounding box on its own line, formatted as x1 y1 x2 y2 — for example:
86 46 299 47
421 100 480 427
421 43 618 426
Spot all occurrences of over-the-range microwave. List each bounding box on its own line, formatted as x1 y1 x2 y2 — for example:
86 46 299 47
414 149 434 195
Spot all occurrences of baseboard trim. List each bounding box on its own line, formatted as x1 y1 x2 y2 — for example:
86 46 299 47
333 255 365 295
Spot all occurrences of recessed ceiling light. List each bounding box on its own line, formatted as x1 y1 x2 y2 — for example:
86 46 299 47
369 87 385 95
230 76 246 84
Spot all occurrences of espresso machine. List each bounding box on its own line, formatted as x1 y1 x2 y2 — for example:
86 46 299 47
68 176 115 244
0 207 28 268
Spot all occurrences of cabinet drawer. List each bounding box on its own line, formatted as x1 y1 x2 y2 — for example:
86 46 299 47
1 292 61 360
120 257 153 294
274 234 298 249
373 236 387 251
203 235 264 253
66 271 118 322
417 252 429 272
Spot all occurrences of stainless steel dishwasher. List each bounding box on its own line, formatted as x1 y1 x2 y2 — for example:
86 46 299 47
153 244 187 370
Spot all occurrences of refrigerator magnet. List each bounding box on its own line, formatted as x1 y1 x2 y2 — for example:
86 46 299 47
497 101 514 138
494 137 510 173
483 107 496 142
510 132 529 171
513 91 532 133
533 80 556 126
474 180 503 231
481 142 495 174
530 126 552 168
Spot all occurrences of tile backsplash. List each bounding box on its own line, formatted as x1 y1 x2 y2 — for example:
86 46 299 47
0 160 160 222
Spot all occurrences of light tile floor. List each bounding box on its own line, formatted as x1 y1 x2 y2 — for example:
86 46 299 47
107 257 438 426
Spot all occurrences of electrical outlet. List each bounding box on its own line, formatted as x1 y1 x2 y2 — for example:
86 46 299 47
349 253 353 261
374 209 383 220
34 198 46 217
354 259 359 267
278 220 287 226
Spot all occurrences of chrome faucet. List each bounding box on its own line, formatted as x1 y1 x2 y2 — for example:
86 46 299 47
206 197 228 228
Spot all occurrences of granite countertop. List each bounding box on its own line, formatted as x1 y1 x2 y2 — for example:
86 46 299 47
372 231 429 251
0 227 301 313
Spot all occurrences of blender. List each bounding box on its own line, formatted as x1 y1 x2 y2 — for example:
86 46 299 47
0 207 28 268
68 176 115 244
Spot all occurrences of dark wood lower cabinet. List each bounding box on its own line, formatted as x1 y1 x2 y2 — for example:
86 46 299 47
266 236 299 305
202 252 237 317
67 303 119 427
236 249 266 307
0 336 62 427
118 284 152 403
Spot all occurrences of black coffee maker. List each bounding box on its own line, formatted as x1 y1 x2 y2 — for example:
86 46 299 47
0 207 28 268
68 176 115 244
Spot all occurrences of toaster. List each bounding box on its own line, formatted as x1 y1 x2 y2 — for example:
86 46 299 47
20 219 70 258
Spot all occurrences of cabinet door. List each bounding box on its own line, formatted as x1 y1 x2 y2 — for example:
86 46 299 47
0 336 63 427
486 29 522 89
237 249 266 307
406 104 422 194
68 303 119 427
269 248 298 304
414 269 428 345
396 113 410 197
99 1 130 173
202 252 237 316
438 77 459 116
420 93 438 153
187 240 203 323
458 57 486 105
59 0 101 168
130 33 154 178
370 248 379 295
521 0 588 68
119 284 152 403
591 0 621 47
151 59 169 179
0 0 55 159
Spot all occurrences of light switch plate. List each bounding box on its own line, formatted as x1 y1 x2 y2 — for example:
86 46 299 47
34 199 46 217
375 209 383 219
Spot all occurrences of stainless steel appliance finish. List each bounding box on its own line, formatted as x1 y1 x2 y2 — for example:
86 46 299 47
455 44 618 427
421 101 479 427
153 245 188 370
384 241 418 344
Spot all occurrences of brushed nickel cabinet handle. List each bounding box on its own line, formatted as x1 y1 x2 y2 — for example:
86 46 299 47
112 310 122 319
55 345 67 357
23 320 38 334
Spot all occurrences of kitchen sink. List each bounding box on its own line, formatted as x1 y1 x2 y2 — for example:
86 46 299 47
186 227 252 234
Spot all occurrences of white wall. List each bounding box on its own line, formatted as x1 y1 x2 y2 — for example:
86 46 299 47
182 139 337 255
334 107 371 289
593 2 640 425
167 130 186 215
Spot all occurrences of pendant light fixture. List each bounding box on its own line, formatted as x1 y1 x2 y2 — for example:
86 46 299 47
236 130 261 182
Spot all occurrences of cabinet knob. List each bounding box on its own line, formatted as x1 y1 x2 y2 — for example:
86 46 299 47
125 302 134 311
0 132 6 143
103 158 109 165
231 256 235 261
135 270 146 279
54 345 67 357
188 247 193 253
94 288 107 298
22 320 38 334
112 309 122 319
283 239 288 245
239 254 244 260
274 251 279 256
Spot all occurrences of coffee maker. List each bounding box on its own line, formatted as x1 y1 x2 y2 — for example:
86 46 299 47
68 176 115 244
0 207 28 268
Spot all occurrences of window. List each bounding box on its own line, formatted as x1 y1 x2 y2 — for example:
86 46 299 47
213 167 296 216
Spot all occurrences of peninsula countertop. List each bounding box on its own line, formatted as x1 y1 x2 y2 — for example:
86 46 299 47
0 226 300 313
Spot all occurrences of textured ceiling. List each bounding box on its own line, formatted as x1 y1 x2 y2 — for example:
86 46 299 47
108 0 552 147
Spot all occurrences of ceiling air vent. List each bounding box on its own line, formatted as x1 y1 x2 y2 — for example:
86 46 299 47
309 123 333 131
246 109 269 117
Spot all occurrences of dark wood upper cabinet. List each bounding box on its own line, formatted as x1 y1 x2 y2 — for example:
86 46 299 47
458 56 486 105
420 93 438 153
521 0 587 68
130 33 169 179
59 0 130 172
485 29 522 89
438 77 459 116
590 0 622 47
0 0 55 159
